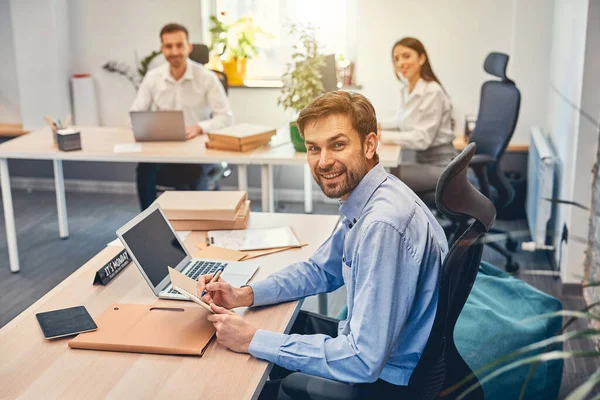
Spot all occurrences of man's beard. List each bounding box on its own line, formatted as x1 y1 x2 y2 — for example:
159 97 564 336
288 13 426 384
313 158 369 199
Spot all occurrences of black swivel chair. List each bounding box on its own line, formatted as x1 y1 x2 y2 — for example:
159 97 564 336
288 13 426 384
154 44 232 194
447 52 521 272
278 143 493 400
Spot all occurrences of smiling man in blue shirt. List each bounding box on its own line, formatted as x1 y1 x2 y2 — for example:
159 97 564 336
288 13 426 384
197 91 448 398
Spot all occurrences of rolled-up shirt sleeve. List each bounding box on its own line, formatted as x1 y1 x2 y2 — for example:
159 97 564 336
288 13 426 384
249 221 421 383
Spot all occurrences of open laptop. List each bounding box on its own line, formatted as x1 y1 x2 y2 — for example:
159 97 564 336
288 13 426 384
130 110 187 142
116 203 259 301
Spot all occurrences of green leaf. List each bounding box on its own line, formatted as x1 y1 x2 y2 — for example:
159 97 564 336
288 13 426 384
444 328 600 396
453 350 600 400
565 369 600 400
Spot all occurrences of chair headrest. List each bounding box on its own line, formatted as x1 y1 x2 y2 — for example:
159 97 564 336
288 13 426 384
189 44 209 65
484 52 510 81
435 143 496 231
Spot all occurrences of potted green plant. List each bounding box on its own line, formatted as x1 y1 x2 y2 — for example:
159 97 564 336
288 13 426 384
209 13 272 85
278 24 325 152
102 50 162 90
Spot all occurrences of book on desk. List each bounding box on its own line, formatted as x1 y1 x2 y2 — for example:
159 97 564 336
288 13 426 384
206 123 276 152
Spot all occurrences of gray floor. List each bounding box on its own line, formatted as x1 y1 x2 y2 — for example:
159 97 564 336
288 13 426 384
0 188 597 398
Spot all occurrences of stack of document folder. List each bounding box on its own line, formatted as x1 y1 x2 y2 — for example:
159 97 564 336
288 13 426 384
154 191 250 230
205 123 276 152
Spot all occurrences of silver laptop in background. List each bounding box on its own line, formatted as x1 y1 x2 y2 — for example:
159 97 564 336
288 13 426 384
116 203 259 301
130 110 187 142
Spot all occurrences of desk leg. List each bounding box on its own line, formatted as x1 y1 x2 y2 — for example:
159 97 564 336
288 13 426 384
260 164 274 212
53 160 69 239
318 293 328 315
0 159 20 272
237 165 248 192
303 164 313 214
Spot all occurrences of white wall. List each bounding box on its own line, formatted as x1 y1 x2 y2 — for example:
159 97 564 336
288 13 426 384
0 0 21 123
67 0 204 127
354 0 553 145
546 0 600 284
10 0 71 130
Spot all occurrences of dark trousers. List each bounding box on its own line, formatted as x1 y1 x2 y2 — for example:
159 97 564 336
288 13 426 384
136 163 211 210
259 310 411 400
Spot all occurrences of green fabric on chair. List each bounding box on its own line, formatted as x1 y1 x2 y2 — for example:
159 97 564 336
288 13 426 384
335 261 563 399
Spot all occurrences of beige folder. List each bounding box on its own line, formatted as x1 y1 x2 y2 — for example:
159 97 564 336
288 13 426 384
69 303 215 356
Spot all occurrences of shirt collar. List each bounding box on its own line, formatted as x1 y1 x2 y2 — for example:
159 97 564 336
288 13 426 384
163 58 194 83
339 163 388 223
403 78 427 99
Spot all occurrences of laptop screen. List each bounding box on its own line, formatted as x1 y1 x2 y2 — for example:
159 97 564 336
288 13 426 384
121 208 187 287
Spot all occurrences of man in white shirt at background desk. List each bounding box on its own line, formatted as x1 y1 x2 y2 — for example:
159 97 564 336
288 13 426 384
130 23 233 210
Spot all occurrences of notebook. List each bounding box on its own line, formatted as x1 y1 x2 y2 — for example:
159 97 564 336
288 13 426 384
168 267 214 313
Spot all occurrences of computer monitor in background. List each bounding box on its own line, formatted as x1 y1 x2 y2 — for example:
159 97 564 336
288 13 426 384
320 54 339 93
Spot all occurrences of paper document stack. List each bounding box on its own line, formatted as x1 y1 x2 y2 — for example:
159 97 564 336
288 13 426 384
205 123 276 152
154 191 250 230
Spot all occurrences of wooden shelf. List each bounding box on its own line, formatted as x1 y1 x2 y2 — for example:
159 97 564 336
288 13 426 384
0 124 28 137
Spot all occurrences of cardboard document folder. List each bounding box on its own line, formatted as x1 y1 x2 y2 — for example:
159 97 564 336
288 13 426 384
69 303 215 356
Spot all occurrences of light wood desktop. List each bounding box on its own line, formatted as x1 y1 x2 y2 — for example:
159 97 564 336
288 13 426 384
0 126 400 273
453 135 529 152
0 212 340 400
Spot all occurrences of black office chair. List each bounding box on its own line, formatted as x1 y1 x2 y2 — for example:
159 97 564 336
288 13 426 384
154 44 232 195
279 143 493 400
446 52 521 272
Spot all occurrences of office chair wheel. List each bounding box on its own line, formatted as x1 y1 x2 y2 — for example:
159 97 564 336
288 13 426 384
506 238 519 252
506 260 520 273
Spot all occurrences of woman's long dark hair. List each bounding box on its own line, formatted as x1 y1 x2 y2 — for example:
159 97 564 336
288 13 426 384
392 37 445 90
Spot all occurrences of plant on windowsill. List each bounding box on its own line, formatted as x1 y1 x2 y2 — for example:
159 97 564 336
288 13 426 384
209 12 272 86
277 23 325 152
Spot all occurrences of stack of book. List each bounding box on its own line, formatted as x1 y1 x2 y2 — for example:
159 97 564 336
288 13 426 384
154 191 250 230
205 123 276 152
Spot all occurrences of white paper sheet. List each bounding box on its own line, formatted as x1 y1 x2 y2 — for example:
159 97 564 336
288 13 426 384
114 143 142 153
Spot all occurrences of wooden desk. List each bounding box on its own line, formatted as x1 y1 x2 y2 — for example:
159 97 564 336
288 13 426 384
452 136 529 152
0 212 339 399
0 126 399 273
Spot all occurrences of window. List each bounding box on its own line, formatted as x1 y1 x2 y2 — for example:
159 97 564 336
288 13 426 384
210 0 351 81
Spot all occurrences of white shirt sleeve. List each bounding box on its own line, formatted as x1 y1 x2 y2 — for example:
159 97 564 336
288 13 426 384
197 72 234 132
130 75 154 112
387 90 447 151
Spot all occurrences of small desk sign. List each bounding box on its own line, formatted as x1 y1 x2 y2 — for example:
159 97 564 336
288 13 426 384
93 248 131 285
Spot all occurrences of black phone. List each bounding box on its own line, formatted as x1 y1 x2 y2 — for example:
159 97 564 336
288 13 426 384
35 306 97 339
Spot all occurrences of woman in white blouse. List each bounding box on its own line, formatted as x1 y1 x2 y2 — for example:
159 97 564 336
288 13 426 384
379 37 456 194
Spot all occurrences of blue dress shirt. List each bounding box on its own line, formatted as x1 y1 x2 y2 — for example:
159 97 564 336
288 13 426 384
248 163 448 386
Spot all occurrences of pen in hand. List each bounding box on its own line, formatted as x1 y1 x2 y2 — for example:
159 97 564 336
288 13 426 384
200 267 224 298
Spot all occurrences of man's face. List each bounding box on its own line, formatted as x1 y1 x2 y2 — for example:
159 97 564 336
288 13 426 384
304 114 376 200
161 31 192 69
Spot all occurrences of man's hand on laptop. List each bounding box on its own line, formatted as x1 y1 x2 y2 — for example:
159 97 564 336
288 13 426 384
185 125 203 139
196 275 254 309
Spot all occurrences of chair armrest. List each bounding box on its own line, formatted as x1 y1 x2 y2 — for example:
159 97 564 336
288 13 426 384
468 155 495 199
469 154 495 165
281 373 362 400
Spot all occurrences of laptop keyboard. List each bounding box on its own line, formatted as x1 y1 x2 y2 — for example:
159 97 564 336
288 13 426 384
168 261 228 295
